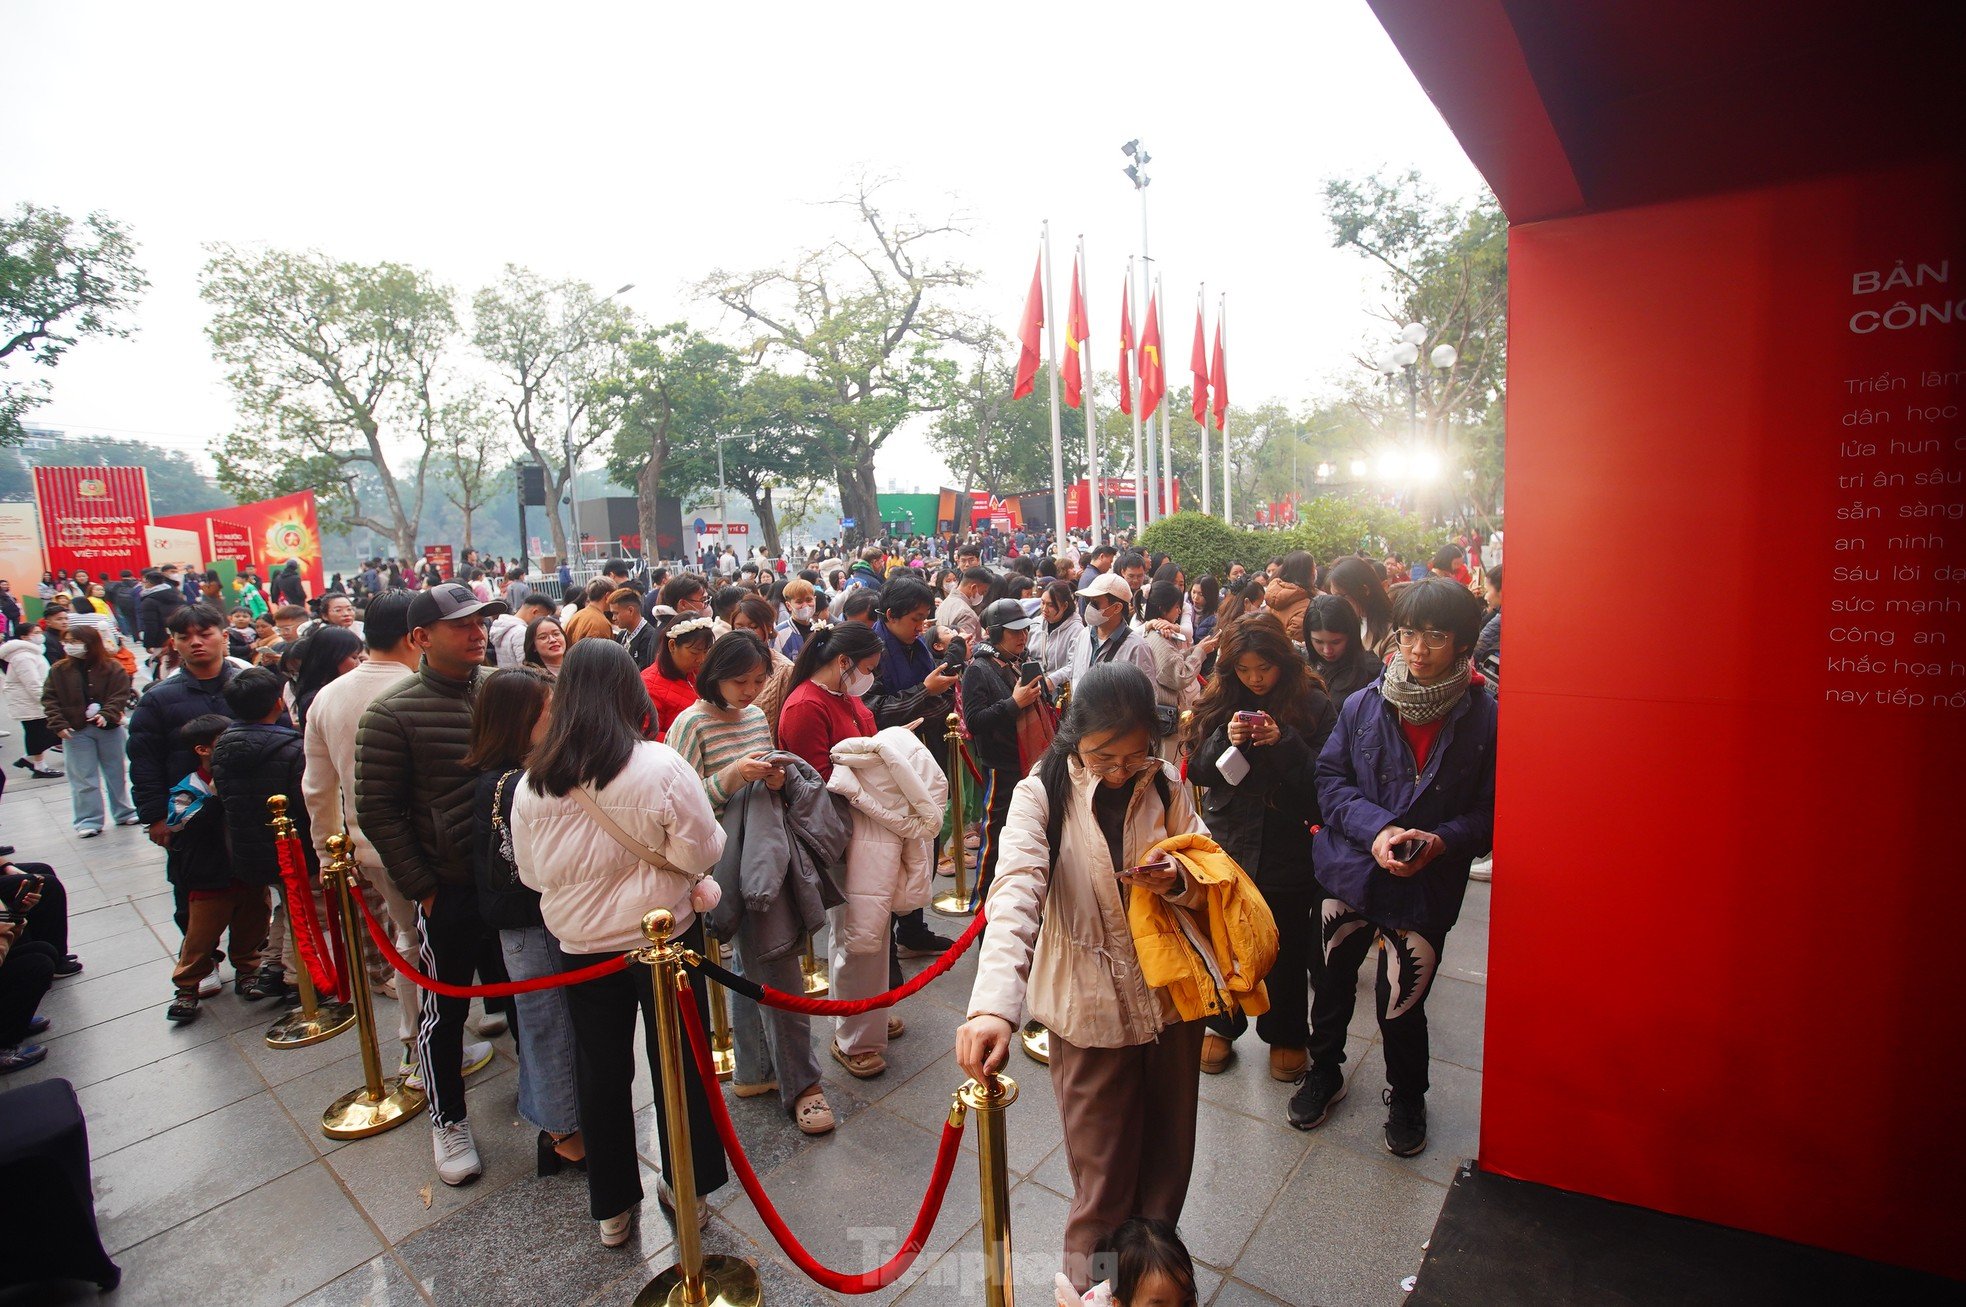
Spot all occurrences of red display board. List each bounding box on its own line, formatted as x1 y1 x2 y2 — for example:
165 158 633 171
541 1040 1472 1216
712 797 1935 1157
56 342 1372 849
32 465 152 577
155 489 324 594
421 544 455 580
1063 477 1181 529
205 518 255 568
1485 160 1966 1277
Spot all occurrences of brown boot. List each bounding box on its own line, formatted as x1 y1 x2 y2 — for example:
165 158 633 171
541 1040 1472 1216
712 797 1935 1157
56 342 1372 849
1200 1032 1234 1074
1269 1046 1308 1082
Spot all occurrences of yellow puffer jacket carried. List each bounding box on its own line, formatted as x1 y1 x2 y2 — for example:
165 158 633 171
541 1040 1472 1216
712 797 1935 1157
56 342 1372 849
1126 832 1278 1022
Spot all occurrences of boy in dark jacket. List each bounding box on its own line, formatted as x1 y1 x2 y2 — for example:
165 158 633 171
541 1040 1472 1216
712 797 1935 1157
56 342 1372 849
211 667 314 1005
164 715 271 1023
959 599 1044 905
1292 578 1496 1157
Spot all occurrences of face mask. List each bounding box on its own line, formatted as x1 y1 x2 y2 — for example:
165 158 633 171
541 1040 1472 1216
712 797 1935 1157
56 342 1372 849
62 643 85 658
943 581 958 596
790 603 814 622
844 667 876 697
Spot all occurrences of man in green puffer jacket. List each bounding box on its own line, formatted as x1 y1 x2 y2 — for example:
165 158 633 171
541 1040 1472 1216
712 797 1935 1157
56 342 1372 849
355 582 504 1187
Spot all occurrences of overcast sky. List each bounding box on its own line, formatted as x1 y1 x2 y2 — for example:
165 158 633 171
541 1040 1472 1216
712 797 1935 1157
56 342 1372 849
5 0 1483 492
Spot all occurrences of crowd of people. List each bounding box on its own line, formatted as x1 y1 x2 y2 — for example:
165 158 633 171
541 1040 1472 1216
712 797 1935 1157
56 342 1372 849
0 523 1499 1303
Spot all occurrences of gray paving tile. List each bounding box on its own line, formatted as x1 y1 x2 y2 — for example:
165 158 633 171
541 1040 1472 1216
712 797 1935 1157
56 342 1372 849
1232 1143 1441 1307
320 1065 535 1240
1197 1026 1375 1125
1178 1099 1316 1269
1313 1057 1482 1188
59 922 175 981
271 1045 426 1155
819 998 966 1105
1442 913 1488 983
12 992 237 1090
1211 1278 1290 1305
583 1205 781 1306
98 1163 380 1307
39 955 177 1034
636 1070 878 1207
876 1044 1061 1178
230 1011 391 1087
94 1090 317 1253
65 901 149 947
289 1254 429 1307
76 1038 265 1159
718 1106 984 1306
1420 976 1485 1073
894 1175 1066 1303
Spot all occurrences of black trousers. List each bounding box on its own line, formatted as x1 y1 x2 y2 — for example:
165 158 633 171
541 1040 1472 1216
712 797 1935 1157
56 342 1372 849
0 939 58 1045
1 863 67 957
1305 894 1447 1099
414 881 487 1128
563 921 727 1221
1206 884 1319 1050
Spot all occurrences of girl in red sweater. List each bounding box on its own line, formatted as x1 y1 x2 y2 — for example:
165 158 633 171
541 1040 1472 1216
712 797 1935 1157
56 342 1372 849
641 615 714 740
775 623 883 780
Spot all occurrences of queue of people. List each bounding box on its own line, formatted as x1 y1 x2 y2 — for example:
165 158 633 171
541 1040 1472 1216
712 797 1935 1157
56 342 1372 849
1 526 1497 1303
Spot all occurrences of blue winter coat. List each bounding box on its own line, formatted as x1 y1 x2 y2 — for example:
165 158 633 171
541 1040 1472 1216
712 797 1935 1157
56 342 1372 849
1312 680 1496 934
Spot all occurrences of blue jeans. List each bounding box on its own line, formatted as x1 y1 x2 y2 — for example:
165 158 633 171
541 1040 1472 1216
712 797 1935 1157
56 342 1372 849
499 925 580 1135
729 934 822 1112
64 724 136 832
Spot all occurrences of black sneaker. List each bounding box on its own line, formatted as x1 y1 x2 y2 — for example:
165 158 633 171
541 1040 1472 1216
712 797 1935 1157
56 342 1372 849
166 995 201 1024
1287 1063 1347 1130
1383 1088 1427 1157
53 955 83 978
896 931 957 960
235 970 283 1002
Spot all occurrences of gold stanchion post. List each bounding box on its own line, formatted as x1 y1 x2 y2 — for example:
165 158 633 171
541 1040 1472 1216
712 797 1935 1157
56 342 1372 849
706 936 735 1083
958 1073 1020 1307
931 713 973 917
263 796 356 1049
799 936 829 997
633 909 762 1307
320 834 427 1138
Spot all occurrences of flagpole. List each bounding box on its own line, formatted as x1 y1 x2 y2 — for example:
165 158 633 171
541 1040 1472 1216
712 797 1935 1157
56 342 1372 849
1081 236 1101 550
1157 270 1172 517
1199 283 1211 518
1128 256 1145 535
1219 293 1232 526
1043 221 1067 548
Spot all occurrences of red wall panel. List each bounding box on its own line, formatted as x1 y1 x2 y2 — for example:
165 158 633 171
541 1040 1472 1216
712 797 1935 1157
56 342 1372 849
1484 160 1966 1276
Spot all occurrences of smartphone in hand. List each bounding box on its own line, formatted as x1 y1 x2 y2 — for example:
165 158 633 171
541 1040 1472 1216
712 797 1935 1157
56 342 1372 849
1393 836 1429 862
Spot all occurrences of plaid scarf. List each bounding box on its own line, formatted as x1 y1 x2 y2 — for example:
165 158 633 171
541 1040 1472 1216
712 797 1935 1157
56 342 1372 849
1379 650 1471 724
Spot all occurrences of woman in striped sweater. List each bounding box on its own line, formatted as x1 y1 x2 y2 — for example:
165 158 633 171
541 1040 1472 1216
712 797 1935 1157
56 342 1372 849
665 632 835 1135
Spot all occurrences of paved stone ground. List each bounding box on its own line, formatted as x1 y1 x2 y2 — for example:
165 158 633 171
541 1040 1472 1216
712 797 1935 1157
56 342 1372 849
2 756 1487 1307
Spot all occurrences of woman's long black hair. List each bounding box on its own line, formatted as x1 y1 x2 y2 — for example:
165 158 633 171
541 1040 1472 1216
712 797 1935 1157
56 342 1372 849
1328 556 1394 645
1036 662 1164 849
526 638 653 797
291 626 365 730
787 621 884 691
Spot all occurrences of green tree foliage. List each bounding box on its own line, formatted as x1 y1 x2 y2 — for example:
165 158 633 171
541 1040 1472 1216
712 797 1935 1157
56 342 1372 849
930 355 1087 495
201 245 457 558
0 205 149 445
597 324 743 561
1140 501 1445 583
701 181 981 537
1324 170 1507 522
471 266 630 561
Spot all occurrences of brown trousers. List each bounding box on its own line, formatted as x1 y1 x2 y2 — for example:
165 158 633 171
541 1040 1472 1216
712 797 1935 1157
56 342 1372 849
1049 1018 1205 1291
171 884 271 993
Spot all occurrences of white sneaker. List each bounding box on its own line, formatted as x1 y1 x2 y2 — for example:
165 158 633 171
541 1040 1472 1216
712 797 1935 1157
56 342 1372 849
432 1121 482 1186
462 1039 495 1075
473 1012 508 1038
598 1209 634 1247
1469 856 1493 883
399 1049 422 1091
197 974 223 998
655 1176 711 1227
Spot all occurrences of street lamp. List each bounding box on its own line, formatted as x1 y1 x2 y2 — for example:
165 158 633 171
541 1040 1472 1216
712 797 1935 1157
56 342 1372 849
1121 138 1156 526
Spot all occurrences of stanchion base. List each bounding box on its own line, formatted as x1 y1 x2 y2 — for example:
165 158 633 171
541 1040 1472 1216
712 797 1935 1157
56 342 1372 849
264 1001 357 1049
1020 1020 1050 1065
322 1076 427 1139
711 1047 735 1083
800 969 830 998
929 890 976 919
632 1254 763 1307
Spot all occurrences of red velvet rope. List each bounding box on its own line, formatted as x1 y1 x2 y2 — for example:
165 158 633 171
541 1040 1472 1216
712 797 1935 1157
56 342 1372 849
350 882 631 996
694 908 987 1016
679 983 965 1293
274 833 339 997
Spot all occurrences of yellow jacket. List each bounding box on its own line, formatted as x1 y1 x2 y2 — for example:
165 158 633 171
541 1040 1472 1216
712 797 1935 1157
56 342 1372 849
1127 832 1278 1022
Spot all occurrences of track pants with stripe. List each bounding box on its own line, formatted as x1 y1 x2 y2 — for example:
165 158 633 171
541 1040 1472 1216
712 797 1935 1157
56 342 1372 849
415 881 487 1127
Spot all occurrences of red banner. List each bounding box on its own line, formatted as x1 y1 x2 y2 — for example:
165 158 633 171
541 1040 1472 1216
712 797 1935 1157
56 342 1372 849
206 518 255 567
966 493 1024 531
1063 477 1180 529
155 489 324 593
32 466 153 577
421 544 455 580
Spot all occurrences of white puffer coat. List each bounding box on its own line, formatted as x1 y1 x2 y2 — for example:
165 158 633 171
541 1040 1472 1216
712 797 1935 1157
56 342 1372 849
0 638 50 722
826 726 948 954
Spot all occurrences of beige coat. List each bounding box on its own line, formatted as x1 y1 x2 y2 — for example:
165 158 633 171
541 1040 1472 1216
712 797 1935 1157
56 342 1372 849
968 757 1208 1049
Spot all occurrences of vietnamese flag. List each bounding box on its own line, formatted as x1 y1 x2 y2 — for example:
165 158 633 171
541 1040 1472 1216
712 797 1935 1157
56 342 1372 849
1190 303 1210 424
1118 280 1134 416
1210 313 1229 430
1138 293 1165 420
1063 259 1089 408
1012 253 1044 400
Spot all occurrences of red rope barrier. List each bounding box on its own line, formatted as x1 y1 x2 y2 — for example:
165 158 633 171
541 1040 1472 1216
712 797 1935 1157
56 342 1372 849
274 833 338 997
350 882 632 997
701 908 986 1016
679 983 965 1293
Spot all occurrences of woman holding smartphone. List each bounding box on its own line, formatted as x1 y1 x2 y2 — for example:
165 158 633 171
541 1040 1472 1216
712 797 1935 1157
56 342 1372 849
1184 613 1335 1080
958 662 1212 1293
40 626 137 836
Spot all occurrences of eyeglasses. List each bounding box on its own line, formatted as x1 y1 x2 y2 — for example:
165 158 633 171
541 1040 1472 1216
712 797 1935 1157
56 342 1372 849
1395 628 1454 650
1079 750 1157 778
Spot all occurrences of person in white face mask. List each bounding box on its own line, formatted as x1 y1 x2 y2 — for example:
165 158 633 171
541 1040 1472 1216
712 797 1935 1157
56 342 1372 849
40 626 138 835
774 578 820 659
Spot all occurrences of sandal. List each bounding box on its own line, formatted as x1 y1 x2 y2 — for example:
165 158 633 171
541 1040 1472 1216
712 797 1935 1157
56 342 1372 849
830 1041 886 1079
793 1088 836 1136
732 1078 779 1099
